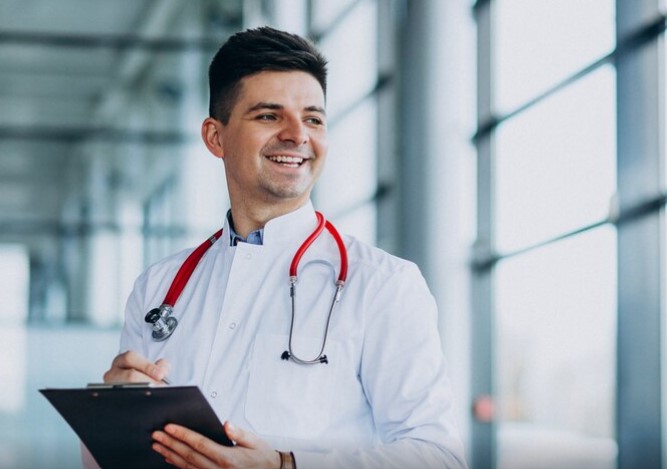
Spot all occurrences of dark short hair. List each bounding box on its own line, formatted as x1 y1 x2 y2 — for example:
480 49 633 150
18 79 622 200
208 26 328 123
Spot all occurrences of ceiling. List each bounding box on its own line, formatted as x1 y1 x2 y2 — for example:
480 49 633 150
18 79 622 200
0 0 243 244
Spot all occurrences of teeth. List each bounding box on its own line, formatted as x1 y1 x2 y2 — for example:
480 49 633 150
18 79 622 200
268 155 304 164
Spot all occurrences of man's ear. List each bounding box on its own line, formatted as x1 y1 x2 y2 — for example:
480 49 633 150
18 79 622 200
201 117 225 159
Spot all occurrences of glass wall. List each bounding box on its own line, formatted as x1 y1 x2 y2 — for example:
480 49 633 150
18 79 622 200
475 0 667 467
311 0 381 244
495 227 617 468
474 0 619 467
0 2 236 466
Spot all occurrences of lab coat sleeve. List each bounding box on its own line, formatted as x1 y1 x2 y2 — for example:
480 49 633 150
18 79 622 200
119 269 151 354
293 262 468 469
118 249 191 355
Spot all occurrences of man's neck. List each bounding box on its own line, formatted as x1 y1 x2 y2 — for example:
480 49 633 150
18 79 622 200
229 201 307 238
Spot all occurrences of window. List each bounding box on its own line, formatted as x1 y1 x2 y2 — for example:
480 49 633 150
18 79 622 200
311 0 380 243
495 66 615 252
474 1 622 467
495 0 614 113
495 227 617 468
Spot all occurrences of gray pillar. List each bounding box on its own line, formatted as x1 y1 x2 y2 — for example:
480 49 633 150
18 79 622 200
398 0 475 458
615 0 663 467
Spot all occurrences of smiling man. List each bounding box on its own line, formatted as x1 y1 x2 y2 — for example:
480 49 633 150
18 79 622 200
95 27 467 469
202 69 328 234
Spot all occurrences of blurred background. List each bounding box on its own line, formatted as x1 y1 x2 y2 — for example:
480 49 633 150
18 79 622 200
0 0 664 468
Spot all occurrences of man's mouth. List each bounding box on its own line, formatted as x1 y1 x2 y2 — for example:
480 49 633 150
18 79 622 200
266 155 306 168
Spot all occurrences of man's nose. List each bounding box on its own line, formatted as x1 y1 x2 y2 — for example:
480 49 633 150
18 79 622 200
278 117 308 145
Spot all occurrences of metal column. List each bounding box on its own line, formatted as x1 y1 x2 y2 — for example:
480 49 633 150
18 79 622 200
616 0 664 467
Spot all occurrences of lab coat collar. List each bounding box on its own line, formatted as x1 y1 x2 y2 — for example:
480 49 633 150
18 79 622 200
222 201 319 247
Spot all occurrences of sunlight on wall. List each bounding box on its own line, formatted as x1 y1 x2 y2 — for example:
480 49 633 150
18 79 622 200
0 244 29 413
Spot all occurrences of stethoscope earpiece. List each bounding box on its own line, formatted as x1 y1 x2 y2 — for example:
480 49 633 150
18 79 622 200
145 305 178 341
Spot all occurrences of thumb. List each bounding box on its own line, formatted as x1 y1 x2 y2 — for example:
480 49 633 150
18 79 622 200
224 421 261 449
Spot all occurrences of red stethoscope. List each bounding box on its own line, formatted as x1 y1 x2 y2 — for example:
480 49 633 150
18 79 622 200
145 211 348 365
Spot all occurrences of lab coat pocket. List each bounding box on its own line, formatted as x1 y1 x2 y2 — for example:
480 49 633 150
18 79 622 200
245 333 340 439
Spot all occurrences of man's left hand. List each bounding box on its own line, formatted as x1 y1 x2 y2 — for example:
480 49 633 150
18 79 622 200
152 421 281 469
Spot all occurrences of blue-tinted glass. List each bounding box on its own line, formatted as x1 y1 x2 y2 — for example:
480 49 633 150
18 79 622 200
310 0 359 33
495 0 615 112
495 226 617 468
318 0 378 119
495 66 616 252
315 2 378 243
317 97 377 227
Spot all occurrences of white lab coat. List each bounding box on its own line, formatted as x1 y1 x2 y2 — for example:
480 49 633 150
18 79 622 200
111 201 466 469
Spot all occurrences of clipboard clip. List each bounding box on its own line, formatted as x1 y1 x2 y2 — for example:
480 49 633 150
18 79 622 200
87 382 155 389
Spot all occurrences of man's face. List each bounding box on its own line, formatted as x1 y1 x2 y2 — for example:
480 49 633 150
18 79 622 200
217 71 327 211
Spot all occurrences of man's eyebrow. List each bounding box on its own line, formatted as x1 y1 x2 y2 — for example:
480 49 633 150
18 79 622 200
305 105 326 116
245 102 326 116
246 102 283 113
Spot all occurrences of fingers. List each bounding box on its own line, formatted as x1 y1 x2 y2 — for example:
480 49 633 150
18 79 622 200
224 421 258 449
223 421 281 468
153 423 280 469
155 358 172 382
103 351 171 384
152 425 220 469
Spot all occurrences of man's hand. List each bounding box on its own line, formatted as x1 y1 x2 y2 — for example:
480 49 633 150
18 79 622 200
102 350 171 384
152 421 281 469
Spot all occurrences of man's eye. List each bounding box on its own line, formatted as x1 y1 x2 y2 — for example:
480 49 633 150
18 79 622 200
305 117 324 126
257 114 277 121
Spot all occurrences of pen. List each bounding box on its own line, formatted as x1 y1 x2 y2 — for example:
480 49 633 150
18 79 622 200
161 378 170 385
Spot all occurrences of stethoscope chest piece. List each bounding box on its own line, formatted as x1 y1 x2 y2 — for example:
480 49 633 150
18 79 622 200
143 213 348 361
145 304 178 341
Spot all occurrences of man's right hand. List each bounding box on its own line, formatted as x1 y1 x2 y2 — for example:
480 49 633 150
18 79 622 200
102 350 171 384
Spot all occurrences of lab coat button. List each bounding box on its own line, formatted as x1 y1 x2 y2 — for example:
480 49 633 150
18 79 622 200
245 253 252 260
210 391 218 398
229 322 236 329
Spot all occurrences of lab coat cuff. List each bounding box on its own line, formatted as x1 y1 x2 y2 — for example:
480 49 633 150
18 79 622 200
290 450 330 469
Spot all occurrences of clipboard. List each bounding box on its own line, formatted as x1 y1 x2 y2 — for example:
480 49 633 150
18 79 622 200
40 384 233 469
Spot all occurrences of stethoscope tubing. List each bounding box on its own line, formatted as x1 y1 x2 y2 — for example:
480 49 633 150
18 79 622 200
284 280 343 365
284 214 347 364
163 230 223 307
289 212 348 283
146 211 348 365
145 230 222 341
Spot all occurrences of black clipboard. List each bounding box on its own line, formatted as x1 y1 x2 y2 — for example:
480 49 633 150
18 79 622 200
40 385 233 469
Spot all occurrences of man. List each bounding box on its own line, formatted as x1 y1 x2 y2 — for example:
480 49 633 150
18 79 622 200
97 26 467 469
